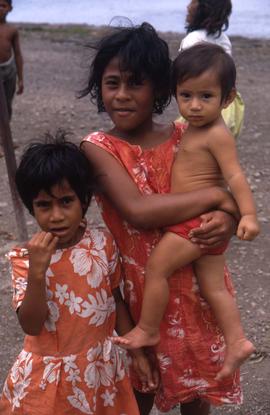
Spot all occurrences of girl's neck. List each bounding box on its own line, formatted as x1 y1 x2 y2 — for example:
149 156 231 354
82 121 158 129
109 121 173 150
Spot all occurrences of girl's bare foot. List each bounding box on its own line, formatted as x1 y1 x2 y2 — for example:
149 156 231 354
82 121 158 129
111 325 160 349
216 338 255 381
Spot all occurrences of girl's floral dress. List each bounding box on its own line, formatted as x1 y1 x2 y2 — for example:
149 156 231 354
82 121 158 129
0 226 139 415
82 123 243 411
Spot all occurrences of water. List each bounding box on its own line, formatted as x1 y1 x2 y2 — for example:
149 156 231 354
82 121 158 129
8 0 270 39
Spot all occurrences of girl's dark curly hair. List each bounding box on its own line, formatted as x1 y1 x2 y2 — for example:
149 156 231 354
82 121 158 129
15 130 96 216
186 0 232 37
79 22 171 114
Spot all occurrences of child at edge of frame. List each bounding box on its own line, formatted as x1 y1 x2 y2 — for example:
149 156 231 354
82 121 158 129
80 21 244 415
0 130 158 415
113 43 259 383
0 0 24 156
177 0 245 139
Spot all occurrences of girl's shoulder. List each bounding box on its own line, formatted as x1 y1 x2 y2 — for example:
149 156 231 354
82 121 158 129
81 130 121 157
77 225 117 252
180 30 207 50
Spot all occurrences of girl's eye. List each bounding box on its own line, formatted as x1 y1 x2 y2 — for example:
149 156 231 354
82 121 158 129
104 79 118 88
35 201 50 209
179 92 190 99
61 197 73 206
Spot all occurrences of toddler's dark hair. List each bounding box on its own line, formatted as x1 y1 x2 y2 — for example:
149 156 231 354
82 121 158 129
172 43 236 102
15 130 96 216
186 0 232 37
4 0 12 6
80 22 171 114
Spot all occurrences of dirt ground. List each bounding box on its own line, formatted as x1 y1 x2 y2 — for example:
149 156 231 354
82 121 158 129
0 24 269 414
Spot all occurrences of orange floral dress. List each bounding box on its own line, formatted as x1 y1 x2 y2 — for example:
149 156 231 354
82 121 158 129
82 123 243 411
0 226 139 415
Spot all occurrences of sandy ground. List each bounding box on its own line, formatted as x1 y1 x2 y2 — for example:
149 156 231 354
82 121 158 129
0 24 270 414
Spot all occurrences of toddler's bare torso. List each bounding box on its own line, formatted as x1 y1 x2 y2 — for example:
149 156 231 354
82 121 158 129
171 125 225 193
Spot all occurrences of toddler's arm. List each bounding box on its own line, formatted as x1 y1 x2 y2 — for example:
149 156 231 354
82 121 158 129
209 127 260 241
17 232 58 335
113 288 159 391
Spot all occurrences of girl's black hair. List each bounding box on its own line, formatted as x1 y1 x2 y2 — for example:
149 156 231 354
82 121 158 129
172 43 236 102
79 22 171 114
186 0 232 37
15 130 96 216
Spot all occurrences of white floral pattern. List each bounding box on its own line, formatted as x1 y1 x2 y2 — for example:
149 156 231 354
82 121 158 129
82 128 243 411
1 227 139 415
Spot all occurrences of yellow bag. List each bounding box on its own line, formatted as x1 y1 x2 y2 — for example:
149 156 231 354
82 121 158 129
175 92 245 139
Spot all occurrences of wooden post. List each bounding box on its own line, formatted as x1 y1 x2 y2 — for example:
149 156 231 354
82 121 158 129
0 79 28 241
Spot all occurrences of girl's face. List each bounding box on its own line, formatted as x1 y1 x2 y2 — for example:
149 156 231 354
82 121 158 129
101 57 155 139
32 179 84 249
186 0 199 25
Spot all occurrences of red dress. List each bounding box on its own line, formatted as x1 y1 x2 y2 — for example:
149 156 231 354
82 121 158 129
82 124 242 411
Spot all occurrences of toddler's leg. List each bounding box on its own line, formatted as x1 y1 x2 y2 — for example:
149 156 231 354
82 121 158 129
195 255 255 380
112 232 201 349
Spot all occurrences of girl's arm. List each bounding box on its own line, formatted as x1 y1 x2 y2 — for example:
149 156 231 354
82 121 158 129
12 27 24 94
82 142 237 230
17 232 58 335
209 127 260 240
113 288 159 390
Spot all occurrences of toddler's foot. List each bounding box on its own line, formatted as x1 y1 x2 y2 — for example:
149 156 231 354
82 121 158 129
111 325 160 349
216 338 255 381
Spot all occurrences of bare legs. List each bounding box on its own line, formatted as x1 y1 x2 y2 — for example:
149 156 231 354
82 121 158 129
113 232 254 379
195 254 255 380
113 232 202 348
134 391 211 415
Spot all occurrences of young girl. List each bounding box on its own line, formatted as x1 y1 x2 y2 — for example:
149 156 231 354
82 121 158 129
114 43 259 381
81 22 242 415
177 0 245 139
0 132 156 415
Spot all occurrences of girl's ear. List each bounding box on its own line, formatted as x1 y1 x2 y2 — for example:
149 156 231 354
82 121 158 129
222 88 236 109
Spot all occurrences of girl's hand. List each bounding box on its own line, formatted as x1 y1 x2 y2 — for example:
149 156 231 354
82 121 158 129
130 350 159 392
189 210 237 249
27 232 59 278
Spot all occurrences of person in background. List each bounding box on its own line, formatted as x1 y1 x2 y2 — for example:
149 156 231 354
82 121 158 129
0 131 156 415
177 0 244 139
0 0 24 156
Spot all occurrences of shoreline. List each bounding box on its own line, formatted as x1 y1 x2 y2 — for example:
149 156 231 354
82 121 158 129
13 22 270 43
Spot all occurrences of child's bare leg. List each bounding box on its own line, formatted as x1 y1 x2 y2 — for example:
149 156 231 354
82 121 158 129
113 232 201 349
181 399 210 415
195 255 255 380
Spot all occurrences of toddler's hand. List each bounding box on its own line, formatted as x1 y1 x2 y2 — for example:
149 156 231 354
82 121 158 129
131 350 159 392
27 232 59 278
237 214 260 241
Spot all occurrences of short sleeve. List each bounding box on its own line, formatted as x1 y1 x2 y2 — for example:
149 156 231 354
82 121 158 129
81 131 121 162
7 247 29 311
